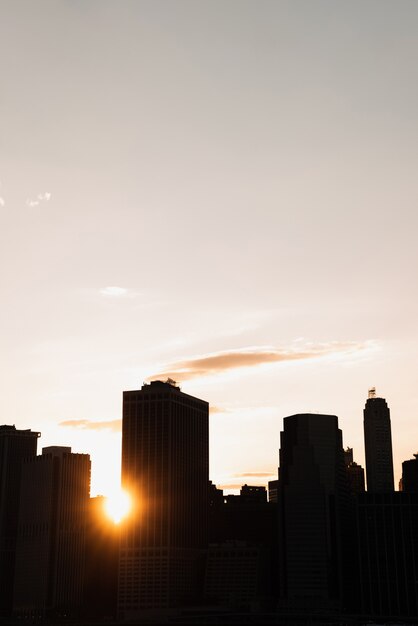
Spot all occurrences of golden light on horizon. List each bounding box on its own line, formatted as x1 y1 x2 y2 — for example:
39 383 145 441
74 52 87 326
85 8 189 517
104 489 132 525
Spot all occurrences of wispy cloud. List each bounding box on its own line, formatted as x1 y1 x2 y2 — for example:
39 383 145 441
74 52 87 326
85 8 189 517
149 342 365 382
38 192 51 201
26 192 52 207
100 286 137 298
59 419 121 432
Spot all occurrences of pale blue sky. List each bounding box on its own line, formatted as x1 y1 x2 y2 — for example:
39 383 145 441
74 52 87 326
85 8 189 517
1 1 417 495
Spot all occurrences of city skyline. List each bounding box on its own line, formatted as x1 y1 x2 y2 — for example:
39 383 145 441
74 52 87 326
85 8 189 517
3 395 417 620
1 0 418 499
1 380 414 498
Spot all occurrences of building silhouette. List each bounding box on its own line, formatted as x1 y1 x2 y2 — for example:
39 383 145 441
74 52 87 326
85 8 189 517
402 453 418 493
346 461 365 494
209 483 277 607
205 541 268 610
208 480 224 509
239 484 267 504
0 425 40 616
5 382 418 623
344 447 365 495
267 479 278 503
118 379 209 618
363 388 394 493
13 446 91 619
278 413 351 611
344 447 353 466
355 492 418 619
83 496 119 620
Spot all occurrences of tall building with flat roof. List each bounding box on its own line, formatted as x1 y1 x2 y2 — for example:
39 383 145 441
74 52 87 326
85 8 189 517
363 389 394 493
13 446 91 618
118 380 209 618
402 454 418 493
278 413 351 610
0 425 40 616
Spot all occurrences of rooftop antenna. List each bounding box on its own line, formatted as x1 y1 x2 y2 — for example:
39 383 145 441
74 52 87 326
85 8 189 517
368 387 376 399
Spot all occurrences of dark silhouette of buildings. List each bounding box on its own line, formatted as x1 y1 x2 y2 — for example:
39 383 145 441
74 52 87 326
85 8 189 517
363 388 394 493
205 541 268 610
83 496 119 620
208 480 224 508
278 413 351 611
355 492 418 619
239 484 267 504
0 425 39 616
13 446 91 619
223 485 267 507
344 446 353 466
346 461 365 494
402 453 418 493
208 483 277 609
344 447 365 494
268 479 278 503
3 382 418 624
118 379 209 618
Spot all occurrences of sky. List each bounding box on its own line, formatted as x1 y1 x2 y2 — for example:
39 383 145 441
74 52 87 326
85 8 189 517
1 0 417 497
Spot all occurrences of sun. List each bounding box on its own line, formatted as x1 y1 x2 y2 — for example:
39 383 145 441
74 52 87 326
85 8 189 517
104 489 132 524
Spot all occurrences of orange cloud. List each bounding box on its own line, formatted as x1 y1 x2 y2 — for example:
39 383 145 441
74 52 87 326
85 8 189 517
209 406 224 414
149 342 364 382
59 419 121 432
234 472 277 478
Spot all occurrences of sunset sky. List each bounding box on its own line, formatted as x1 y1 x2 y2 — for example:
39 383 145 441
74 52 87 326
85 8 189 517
1 0 417 497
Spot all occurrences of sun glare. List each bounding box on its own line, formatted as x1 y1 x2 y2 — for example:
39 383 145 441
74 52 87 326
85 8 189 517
104 489 132 524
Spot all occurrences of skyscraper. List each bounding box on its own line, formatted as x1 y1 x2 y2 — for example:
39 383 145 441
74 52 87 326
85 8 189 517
278 413 351 610
118 379 209 619
13 446 91 618
0 425 40 616
363 388 394 493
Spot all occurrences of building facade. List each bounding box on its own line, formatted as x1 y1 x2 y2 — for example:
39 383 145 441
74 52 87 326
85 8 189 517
83 496 119 620
205 541 267 609
0 425 40 616
355 492 418 618
278 413 351 611
118 380 209 618
13 447 91 618
363 389 394 493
